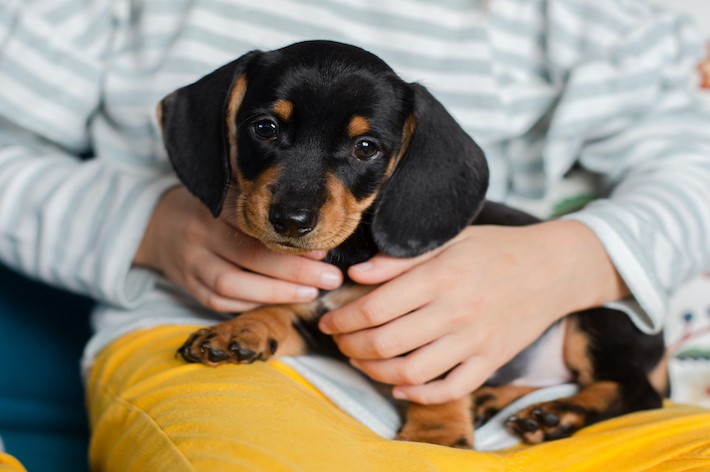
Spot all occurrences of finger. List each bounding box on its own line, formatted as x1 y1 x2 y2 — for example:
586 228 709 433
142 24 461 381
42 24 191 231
348 251 438 285
392 357 493 405
302 250 328 260
347 229 472 285
187 276 262 313
196 254 320 304
333 305 447 359
213 235 342 290
319 270 435 334
349 333 469 386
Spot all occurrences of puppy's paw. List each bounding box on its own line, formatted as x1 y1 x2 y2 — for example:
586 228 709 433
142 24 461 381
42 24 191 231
396 423 473 449
473 385 537 428
506 401 585 444
177 318 279 366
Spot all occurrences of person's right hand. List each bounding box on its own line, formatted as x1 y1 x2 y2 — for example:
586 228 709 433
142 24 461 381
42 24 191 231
133 186 343 312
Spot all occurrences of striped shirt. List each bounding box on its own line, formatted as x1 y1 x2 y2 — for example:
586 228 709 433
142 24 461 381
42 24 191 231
1 0 709 364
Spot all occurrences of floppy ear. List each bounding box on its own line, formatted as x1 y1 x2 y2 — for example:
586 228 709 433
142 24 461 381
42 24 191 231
371 83 489 257
158 51 260 216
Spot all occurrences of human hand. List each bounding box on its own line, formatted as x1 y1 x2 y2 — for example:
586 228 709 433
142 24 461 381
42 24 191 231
134 186 343 312
319 221 627 404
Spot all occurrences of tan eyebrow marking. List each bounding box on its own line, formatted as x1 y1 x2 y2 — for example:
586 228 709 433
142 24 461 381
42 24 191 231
226 75 248 165
348 115 370 137
272 99 294 121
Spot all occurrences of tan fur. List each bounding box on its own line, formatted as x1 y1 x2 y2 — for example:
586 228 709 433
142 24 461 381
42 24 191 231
511 381 621 444
179 284 378 366
234 166 281 240
563 316 594 385
570 381 620 412
648 351 669 396
347 115 370 137
233 167 379 254
226 75 249 165
397 398 474 448
473 385 537 416
272 99 294 121
387 114 415 176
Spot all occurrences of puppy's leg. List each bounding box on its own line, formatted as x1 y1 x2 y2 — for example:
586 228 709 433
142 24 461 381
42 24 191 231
472 385 538 428
507 309 665 443
177 304 311 365
178 284 377 365
397 397 474 449
507 381 625 443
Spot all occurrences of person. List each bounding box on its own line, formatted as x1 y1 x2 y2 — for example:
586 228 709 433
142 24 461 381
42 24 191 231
1 0 709 470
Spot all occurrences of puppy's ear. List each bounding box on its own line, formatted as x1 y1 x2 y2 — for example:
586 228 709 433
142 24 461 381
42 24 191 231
371 83 489 257
158 51 260 216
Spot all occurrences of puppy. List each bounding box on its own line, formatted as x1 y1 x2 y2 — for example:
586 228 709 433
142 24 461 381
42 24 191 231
158 40 666 448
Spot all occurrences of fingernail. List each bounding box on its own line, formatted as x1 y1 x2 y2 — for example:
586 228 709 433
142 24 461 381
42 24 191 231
351 262 373 272
320 270 341 289
297 286 319 301
392 388 408 400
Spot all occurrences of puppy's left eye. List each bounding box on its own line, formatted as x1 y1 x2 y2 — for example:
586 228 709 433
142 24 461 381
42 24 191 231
253 119 278 140
352 139 380 161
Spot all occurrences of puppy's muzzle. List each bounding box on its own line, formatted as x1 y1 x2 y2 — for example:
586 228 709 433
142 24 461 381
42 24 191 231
268 203 319 238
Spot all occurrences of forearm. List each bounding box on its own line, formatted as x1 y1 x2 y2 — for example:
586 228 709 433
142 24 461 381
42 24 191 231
525 220 630 319
0 142 177 305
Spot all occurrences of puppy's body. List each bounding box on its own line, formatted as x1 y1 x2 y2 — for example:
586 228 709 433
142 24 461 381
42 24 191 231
159 40 666 448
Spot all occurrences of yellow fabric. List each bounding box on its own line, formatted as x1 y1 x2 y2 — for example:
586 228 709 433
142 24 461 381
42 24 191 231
87 325 710 472
0 453 27 472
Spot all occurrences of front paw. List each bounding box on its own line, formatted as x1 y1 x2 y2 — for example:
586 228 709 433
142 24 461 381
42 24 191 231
506 401 583 443
177 318 279 366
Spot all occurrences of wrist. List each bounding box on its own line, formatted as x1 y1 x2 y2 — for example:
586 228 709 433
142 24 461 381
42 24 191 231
532 220 629 315
133 186 179 270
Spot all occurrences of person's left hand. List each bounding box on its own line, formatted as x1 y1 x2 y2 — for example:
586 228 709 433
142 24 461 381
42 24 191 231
318 220 627 405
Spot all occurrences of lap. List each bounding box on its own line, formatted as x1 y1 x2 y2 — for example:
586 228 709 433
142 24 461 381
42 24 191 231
87 326 710 472
0 453 26 472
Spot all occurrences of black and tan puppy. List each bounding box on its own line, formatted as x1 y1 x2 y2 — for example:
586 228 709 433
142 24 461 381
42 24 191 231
159 40 666 448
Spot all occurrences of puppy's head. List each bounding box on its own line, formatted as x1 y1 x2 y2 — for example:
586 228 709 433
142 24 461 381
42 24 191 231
159 41 488 257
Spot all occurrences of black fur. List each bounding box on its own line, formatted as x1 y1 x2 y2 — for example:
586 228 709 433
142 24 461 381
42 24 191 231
160 40 488 259
161 40 666 444
160 52 259 216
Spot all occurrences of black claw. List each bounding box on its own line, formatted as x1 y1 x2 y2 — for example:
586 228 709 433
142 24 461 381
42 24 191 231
532 409 560 427
452 437 472 449
176 332 203 362
513 418 540 433
177 345 201 363
474 408 498 428
206 348 230 363
230 341 258 363
268 338 278 356
237 348 258 363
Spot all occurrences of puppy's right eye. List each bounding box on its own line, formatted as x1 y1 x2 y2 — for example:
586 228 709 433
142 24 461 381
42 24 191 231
253 119 278 140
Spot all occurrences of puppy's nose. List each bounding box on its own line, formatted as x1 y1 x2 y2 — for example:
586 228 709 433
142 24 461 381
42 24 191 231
268 204 318 237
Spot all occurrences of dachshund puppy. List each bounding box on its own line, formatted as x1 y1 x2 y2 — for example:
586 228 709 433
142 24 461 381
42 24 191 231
159 40 666 448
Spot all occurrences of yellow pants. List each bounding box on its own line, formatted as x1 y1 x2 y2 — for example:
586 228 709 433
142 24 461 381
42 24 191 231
0 454 25 472
87 326 710 471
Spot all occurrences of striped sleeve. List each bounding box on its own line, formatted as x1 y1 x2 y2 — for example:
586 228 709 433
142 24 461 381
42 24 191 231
543 0 710 332
0 1 176 307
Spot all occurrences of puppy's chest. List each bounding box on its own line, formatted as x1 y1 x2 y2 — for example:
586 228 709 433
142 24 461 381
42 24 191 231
323 223 379 276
